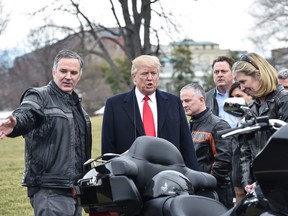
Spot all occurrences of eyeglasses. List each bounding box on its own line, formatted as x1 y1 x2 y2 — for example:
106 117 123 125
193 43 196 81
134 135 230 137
239 55 258 69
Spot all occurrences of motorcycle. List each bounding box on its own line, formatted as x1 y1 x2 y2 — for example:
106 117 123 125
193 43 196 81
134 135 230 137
219 98 288 216
74 97 288 216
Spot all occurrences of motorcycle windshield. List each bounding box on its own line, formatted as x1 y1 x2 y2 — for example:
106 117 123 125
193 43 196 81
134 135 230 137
252 124 288 211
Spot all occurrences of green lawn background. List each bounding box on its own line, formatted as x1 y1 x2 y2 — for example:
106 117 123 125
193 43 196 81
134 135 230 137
0 116 103 216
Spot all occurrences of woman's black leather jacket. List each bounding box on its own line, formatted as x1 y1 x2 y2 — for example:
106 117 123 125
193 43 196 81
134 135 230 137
240 85 288 187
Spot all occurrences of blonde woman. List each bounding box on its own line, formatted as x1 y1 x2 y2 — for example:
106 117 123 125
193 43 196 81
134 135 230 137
232 53 288 194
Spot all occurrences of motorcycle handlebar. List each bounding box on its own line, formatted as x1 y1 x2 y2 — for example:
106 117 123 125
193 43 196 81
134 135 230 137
217 127 241 137
220 125 261 138
217 119 256 137
217 117 286 138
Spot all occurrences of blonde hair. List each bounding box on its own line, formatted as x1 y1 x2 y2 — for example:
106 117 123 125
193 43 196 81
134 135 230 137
232 53 278 98
131 55 161 75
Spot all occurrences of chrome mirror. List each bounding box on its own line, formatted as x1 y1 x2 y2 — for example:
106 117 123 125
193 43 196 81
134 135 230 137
223 97 247 117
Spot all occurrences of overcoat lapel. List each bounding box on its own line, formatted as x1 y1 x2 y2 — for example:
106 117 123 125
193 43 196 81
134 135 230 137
122 89 145 136
156 89 168 133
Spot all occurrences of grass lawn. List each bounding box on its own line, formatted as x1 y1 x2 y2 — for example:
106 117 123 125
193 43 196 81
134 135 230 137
0 116 103 216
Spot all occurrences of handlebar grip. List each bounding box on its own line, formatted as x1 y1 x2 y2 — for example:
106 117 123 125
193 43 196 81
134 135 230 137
217 127 241 137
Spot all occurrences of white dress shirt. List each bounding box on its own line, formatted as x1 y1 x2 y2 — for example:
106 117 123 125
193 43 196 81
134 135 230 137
135 87 158 136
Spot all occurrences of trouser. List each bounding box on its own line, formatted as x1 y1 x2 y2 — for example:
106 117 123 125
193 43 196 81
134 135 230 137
216 182 234 209
29 188 82 216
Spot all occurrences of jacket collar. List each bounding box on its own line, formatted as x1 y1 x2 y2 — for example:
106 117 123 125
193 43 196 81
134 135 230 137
190 108 210 123
49 80 80 104
254 85 284 105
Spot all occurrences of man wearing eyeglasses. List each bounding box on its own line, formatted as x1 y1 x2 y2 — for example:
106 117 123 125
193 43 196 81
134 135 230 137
101 55 199 171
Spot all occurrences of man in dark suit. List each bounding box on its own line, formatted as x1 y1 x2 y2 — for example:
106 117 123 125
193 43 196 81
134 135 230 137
101 55 198 170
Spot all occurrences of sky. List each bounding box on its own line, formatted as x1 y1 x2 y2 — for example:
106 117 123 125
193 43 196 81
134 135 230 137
0 0 270 57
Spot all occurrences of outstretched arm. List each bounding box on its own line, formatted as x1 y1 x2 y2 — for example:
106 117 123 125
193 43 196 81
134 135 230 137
0 115 16 139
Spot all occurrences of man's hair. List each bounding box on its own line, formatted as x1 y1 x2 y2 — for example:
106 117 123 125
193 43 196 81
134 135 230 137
131 55 161 75
211 56 235 69
278 68 288 79
53 50 84 75
180 83 206 100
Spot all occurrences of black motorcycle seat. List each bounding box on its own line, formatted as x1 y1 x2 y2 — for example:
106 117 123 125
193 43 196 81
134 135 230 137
111 157 138 176
184 168 217 190
143 195 227 216
127 136 185 165
166 195 227 216
110 136 217 196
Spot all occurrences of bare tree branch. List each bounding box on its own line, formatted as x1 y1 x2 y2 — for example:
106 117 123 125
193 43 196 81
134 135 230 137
0 0 10 35
25 0 189 93
249 0 288 50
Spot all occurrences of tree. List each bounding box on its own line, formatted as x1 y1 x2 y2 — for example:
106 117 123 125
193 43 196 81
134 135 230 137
0 0 10 73
100 56 132 94
0 0 200 111
0 1 12 109
249 0 288 52
202 70 214 91
25 19 65 85
169 44 195 94
0 0 9 36
29 0 181 93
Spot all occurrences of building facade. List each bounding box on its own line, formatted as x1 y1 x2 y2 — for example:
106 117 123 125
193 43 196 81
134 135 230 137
159 39 232 92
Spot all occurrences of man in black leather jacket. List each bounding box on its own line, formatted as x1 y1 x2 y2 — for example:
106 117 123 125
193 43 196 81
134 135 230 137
180 83 234 209
0 50 92 216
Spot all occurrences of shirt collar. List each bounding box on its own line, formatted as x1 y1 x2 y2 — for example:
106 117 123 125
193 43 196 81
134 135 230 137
135 87 156 102
216 87 228 96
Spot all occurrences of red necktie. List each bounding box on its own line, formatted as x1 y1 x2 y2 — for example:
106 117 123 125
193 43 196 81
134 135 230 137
143 95 156 136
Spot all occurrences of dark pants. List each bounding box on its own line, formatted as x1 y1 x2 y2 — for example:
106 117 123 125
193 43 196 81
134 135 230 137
216 182 234 209
30 188 82 216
